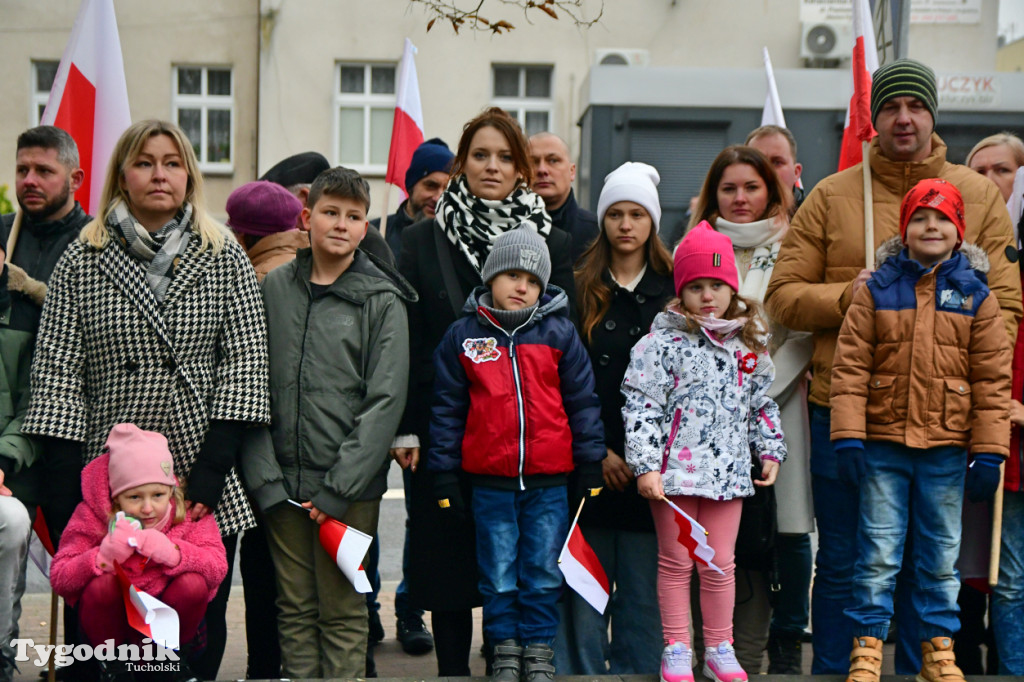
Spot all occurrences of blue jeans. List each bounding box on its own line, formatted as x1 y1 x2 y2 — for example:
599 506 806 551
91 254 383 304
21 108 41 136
473 485 567 645
992 489 1024 674
846 442 965 642
552 526 662 674
809 405 922 674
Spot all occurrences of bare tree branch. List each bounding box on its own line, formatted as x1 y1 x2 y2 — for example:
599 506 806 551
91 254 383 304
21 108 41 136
411 0 603 34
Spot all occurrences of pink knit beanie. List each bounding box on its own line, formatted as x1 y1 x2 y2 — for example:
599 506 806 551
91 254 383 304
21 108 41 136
106 423 177 498
673 220 739 295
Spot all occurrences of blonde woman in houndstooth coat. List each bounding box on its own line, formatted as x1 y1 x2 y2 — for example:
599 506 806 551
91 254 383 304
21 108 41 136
23 120 270 678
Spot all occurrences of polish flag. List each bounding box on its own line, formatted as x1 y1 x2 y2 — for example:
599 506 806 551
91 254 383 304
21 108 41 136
837 0 879 171
558 519 610 614
663 498 725 575
319 518 373 593
384 38 425 200
760 47 802 190
41 0 131 215
115 562 180 650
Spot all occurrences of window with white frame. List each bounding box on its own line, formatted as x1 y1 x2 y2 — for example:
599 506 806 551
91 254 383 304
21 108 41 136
491 65 554 137
172 66 233 173
32 61 60 125
335 63 396 174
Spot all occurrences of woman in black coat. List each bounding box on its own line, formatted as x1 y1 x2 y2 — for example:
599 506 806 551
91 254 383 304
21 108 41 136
554 162 674 675
395 107 576 676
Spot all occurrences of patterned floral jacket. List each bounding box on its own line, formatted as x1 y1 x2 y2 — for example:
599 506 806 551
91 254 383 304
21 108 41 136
622 309 786 500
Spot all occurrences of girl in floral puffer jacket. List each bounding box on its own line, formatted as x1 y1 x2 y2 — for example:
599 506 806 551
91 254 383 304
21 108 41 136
622 222 786 682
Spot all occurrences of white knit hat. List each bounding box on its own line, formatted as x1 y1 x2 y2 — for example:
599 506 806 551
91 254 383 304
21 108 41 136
596 162 662 232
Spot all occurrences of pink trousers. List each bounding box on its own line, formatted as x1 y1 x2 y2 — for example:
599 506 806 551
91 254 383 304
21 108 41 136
78 572 209 647
650 496 743 647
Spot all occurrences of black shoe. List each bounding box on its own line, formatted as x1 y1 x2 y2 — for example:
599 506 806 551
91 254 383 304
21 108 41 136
97 660 135 682
365 647 378 678
521 643 555 682
767 631 803 675
368 608 385 646
396 615 434 655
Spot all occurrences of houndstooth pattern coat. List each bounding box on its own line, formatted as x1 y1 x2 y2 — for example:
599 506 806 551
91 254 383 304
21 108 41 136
23 227 270 536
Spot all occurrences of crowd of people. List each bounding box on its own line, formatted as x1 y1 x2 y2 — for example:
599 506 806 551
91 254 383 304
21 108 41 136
0 56 1023 682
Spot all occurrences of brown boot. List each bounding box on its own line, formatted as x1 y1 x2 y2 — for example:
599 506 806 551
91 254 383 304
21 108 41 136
846 636 883 682
917 637 966 682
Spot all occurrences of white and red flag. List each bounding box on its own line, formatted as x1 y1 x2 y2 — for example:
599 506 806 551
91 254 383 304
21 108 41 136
384 38 425 200
319 517 373 593
558 518 610 614
41 0 131 215
663 497 725 575
115 562 180 650
760 46 802 190
837 0 879 171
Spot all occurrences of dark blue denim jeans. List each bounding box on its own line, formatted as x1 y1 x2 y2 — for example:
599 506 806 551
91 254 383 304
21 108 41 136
473 485 567 646
809 405 922 674
552 525 662 674
846 442 965 642
992 489 1024 674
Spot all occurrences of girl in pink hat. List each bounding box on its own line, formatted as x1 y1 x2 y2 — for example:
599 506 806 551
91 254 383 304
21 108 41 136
50 423 227 682
622 222 786 682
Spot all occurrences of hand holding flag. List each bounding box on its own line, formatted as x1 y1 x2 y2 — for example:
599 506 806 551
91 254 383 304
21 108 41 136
288 500 373 593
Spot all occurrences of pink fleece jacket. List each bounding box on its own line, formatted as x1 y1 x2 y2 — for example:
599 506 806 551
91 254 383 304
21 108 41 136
50 454 228 606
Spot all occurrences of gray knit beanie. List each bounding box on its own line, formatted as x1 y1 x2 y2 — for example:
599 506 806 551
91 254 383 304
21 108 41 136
870 58 938 125
480 226 551 290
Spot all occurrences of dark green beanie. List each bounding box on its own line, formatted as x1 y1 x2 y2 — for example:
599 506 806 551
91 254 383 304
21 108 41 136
870 58 937 125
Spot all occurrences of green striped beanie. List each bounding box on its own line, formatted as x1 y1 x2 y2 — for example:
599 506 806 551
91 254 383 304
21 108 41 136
870 58 937 125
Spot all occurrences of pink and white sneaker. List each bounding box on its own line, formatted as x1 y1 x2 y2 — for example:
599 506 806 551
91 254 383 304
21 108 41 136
660 639 694 682
703 641 747 682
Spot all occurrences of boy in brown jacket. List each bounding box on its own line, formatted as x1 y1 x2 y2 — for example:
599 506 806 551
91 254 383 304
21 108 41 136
830 179 1012 682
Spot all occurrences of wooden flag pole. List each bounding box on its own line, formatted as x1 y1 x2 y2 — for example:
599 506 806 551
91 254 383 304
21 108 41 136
990 462 1005 587
380 183 393 240
6 208 23 260
862 140 875 269
48 588 57 682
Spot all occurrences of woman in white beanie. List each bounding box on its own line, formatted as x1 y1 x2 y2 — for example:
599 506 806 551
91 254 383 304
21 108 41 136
554 161 674 675
688 145 813 674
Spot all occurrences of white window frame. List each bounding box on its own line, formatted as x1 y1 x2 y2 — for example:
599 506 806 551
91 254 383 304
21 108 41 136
171 65 234 174
333 62 397 176
490 64 555 136
31 60 60 126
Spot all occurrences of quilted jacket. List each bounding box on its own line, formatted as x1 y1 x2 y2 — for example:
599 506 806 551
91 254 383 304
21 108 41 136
830 238 1012 455
428 285 605 490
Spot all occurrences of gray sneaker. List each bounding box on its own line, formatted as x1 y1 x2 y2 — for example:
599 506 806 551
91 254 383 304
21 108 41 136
522 643 555 681
490 639 522 682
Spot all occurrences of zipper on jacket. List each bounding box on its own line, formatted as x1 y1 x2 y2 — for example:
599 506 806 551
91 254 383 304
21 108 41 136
295 293 314 494
478 307 536 491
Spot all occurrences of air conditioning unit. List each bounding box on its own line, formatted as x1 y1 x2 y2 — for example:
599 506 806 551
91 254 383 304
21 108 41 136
800 22 853 60
594 48 651 67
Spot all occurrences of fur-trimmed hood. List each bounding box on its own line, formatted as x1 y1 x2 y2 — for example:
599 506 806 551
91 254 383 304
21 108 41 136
875 235 990 273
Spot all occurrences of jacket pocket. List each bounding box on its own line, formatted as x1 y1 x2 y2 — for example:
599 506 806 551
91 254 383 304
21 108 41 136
943 378 971 432
865 374 899 424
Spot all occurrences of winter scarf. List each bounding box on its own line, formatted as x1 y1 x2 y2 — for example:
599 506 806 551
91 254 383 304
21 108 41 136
714 215 788 303
108 200 194 303
435 174 551 274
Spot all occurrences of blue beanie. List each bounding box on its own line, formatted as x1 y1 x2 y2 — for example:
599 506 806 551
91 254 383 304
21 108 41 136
405 138 454 193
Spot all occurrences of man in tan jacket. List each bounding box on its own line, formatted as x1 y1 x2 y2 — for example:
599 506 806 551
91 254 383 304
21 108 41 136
765 58 1021 676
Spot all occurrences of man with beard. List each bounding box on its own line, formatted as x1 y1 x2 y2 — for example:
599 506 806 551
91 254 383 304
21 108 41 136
0 125 88 681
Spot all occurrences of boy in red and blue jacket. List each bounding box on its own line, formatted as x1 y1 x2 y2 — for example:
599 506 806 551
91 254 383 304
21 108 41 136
428 227 605 681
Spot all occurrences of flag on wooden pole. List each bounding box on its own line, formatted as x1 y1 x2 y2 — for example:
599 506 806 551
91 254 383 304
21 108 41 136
662 497 725 575
40 0 131 215
385 38 425 200
837 0 879 171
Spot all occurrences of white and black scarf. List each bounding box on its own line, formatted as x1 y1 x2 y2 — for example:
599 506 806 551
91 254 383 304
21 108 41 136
435 174 551 273
108 200 194 303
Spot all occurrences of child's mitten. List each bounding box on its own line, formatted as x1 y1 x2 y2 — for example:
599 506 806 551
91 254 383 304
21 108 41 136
134 528 182 567
96 514 140 571
433 471 465 515
574 461 604 500
966 453 1002 503
835 439 865 488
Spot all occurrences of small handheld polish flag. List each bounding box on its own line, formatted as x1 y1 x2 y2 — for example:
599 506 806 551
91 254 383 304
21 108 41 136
115 562 180 650
662 497 725 575
557 506 610 614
